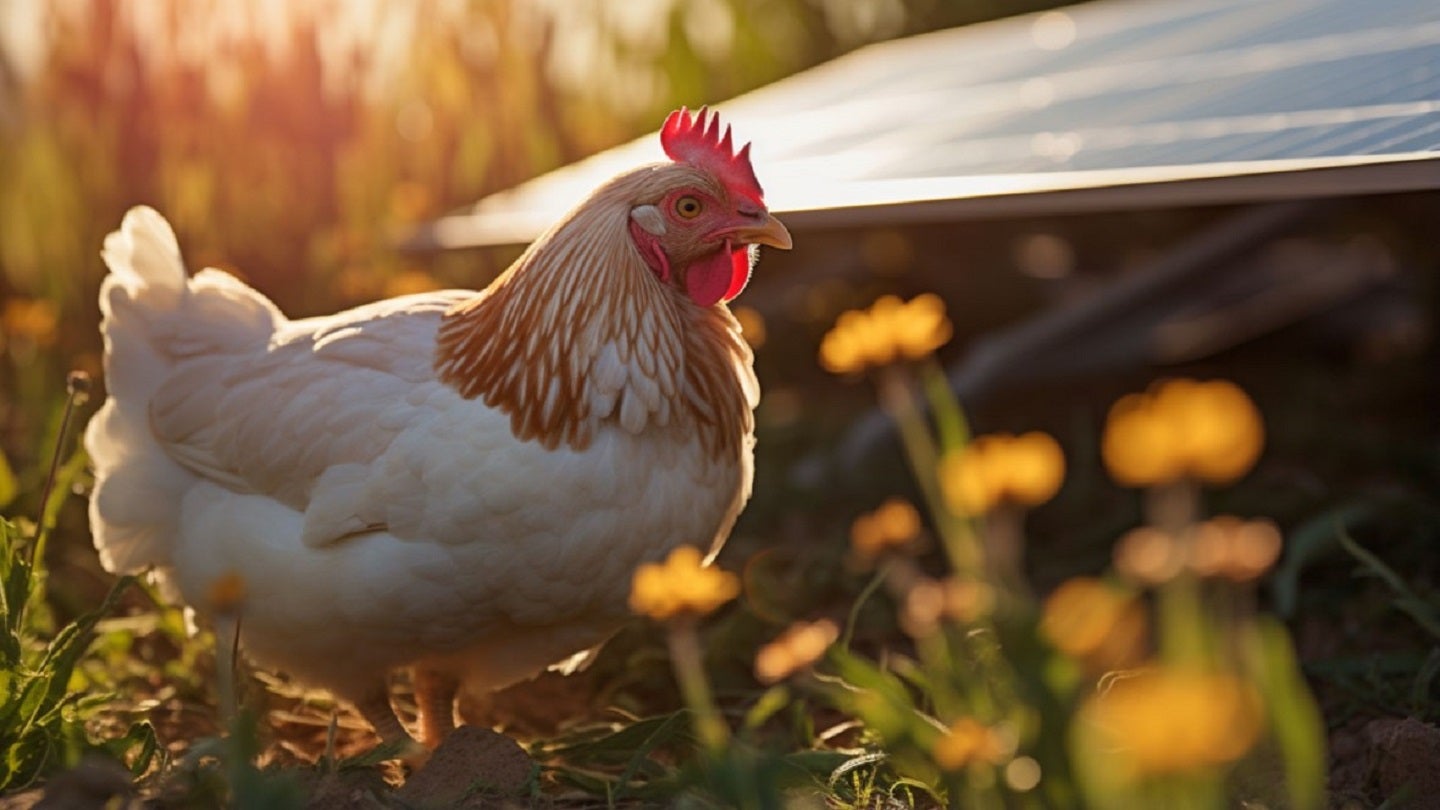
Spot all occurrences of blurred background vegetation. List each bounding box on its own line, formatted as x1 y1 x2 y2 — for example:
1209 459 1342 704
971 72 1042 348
0 0 1069 471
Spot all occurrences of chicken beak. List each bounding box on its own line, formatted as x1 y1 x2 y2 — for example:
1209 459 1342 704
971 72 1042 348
732 212 793 250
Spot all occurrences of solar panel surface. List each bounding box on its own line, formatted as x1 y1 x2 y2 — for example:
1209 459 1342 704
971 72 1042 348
418 0 1440 248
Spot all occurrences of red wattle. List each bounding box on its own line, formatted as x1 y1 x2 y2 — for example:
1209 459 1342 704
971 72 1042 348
723 244 752 302
684 241 753 308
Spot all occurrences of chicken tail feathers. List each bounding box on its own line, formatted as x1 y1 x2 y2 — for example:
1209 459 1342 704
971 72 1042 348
100 206 187 309
86 206 280 574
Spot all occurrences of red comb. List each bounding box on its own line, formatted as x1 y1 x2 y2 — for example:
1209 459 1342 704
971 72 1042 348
660 106 764 205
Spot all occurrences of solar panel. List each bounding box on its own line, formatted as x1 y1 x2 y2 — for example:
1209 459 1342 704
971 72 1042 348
415 0 1440 249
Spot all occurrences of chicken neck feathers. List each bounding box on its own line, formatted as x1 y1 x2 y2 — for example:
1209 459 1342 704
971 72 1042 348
437 165 757 460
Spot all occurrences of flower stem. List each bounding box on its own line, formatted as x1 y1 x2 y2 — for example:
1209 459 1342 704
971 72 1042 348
920 358 969 454
667 618 729 753
1148 479 1209 666
981 507 1026 592
31 371 91 575
877 367 981 575
216 613 243 727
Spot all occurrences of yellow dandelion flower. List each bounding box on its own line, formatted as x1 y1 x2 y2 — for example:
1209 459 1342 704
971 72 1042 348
1078 668 1263 779
1157 379 1265 484
819 318 868 375
1112 526 1185 586
938 442 998 515
934 717 1009 771
1101 393 1185 487
939 432 1065 516
818 293 953 375
1041 577 1147 672
1102 379 1264 487
1002 432 1066 505
894 293 953 360
850 498 922 564
1187 516 1238 579
873 498 921 541
1225 519 1283 581
207 571 247 615
903 575 998 636
941 577 996 624
901 577 946 638
629 546 740 621
1189 515 1283 582
853 297 903 368
754 619 839 684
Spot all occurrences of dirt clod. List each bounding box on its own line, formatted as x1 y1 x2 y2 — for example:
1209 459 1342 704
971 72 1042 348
305 767 391 810
1367 716 1440 804
33 755 137 810
395 726 533 809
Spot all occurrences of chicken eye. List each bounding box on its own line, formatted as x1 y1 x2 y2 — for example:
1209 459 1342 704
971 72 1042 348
674 196 703 219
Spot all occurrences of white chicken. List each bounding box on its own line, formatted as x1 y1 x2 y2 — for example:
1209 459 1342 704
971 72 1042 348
84 108 791 745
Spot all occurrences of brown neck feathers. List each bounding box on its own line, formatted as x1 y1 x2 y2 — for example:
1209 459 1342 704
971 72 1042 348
433 195 755 459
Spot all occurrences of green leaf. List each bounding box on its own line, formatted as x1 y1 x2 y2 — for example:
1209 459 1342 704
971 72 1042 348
613 709 688 799
1337 529 1440 640
0 448 17 509
544 711 696 766
1272 502 1379 616
109 721 160 777
1246 618 1327 810
742 685 791 732
827 750 888 791
1410 648 1440 713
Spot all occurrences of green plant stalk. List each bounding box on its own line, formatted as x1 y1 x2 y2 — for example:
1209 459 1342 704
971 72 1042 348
216 614 241 727
875 367 981 576
0 515 136 792
1146 480 1211 666
913 628 967 721
1143 479 1199 537
29 372 90 584
1155 574 1211 668
920 358 969 454
981 508 1027 594
877 365 1026 726
666 618 729 754
1150 776 1222 810
942 773 964 810
841 563 892 651
1242 619 1326 810
956 625 1020 723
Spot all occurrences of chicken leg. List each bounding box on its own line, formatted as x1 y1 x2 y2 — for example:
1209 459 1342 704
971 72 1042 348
412 667 459 748
354 685 435 769
354 686 413 746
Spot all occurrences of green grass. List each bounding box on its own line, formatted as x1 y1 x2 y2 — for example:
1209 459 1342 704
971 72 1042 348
0 379 157 792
